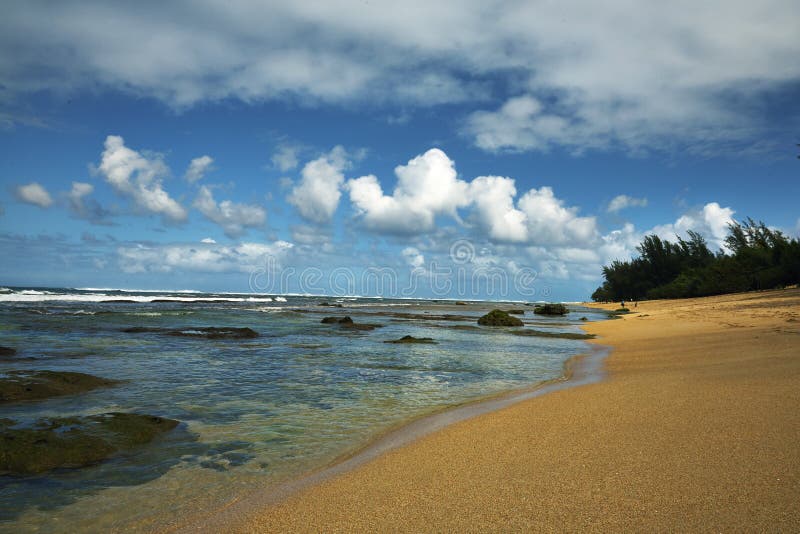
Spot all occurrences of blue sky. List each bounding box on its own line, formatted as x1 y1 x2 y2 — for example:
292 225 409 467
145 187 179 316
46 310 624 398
1 0 799 300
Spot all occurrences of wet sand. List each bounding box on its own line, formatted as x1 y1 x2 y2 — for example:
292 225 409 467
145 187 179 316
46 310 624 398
201 289 800 532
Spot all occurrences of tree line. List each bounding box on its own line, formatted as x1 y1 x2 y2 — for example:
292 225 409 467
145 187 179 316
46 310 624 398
591 219 800 302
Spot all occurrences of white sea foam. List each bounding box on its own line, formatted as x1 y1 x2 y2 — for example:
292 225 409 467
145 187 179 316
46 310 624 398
0 292 259 303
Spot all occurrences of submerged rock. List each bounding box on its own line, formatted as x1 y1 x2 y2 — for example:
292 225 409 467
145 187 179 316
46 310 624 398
506 309 525 315
384 335 437 344
122 326 259 339
510 329 595 340
0 346 17 357
0 413 179 475
168 327 258 339
0 370 120 404
477 309 524 327
318 302 343 308
533 303 568 316
320 316 382 331
455 301 468 305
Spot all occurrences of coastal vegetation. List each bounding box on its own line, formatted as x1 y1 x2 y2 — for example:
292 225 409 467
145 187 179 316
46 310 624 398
592 219 800 301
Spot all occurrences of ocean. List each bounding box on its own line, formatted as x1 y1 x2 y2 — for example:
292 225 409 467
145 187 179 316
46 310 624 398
0 287 606 532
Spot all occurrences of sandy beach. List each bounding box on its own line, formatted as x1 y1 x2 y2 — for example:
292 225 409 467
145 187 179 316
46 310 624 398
200 288 800 532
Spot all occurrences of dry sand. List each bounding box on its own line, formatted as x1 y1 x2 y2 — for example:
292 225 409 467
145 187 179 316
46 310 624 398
207 289 800 532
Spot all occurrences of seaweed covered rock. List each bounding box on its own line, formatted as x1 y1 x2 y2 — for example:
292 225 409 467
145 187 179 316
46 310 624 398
0 413 179 475
384 335 437 344
320 316 381 331
122 326 258 339
533 303 568 316
0 370 119 404
506 309 525 315
0 346 17 357
477 309 524 327
510 329 595 340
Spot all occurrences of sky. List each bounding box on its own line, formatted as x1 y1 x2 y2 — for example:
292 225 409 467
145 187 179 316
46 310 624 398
1 0 799 301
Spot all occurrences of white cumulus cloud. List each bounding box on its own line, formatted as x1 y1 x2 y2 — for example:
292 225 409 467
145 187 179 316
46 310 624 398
517 187 598 246
607 194 648 213
15 182 53 208
652 202 735 251
271 143 301 172
184 155 214 183
66 181 112 224
287 146 349 224
193 186 266 238
96 135 187 223
468 175 528 242
347 148 470 234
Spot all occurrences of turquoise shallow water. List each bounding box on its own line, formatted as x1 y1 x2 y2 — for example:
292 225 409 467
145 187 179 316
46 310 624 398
0 288 606 532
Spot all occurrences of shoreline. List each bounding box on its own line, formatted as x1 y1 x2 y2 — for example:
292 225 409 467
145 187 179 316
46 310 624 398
172 331 610 533
205 288 800 532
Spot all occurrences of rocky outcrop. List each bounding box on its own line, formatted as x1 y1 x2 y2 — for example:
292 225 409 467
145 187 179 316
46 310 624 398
533 303 568 315
477 309 524 327
122 326 259 339
0 413 179 475
0 370 120 404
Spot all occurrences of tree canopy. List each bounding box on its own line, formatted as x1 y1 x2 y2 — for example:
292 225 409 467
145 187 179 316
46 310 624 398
592 219 800 302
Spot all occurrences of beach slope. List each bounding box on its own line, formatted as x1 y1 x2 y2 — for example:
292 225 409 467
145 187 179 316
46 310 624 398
223 289 800 532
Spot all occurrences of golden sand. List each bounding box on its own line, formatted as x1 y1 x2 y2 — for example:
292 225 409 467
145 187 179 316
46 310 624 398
208 289 800 532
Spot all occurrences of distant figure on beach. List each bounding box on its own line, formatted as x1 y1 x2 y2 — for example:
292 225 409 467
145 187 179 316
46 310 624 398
621 300 625 308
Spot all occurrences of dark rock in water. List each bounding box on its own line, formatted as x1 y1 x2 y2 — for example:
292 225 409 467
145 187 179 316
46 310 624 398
384 335 437 344
477 309 524 327
450 324 482 331
455 301 467 305
533 303 568 316
318 302 343 308
321 316 355 325
0 413 179 475
341 323 381 331
506 309 525 315
0 370 120 404
104 299 137 303
122 326 258 339
122 326 160 333
320 316 381 331
0 346 17 357
167 327 258 339
580 316 588 321
510 329 595 340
